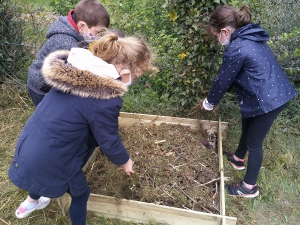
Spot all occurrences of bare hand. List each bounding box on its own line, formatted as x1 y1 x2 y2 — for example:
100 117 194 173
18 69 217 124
121 158 135 176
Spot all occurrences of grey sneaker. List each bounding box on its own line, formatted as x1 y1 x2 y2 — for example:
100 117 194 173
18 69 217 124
15 196 51 219
227 181 259 198
225 152 245 170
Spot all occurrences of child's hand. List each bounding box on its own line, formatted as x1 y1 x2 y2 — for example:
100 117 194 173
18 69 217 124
122 158 135 176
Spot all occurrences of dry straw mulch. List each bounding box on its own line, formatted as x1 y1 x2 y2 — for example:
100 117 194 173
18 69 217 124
85 123 221 214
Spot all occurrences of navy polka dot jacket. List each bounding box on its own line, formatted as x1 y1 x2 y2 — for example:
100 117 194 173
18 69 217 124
207 23 297 118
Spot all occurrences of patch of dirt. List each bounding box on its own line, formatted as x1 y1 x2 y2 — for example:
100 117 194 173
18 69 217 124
85 123 221 214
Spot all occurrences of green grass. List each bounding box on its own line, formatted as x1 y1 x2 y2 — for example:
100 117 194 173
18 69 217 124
222 115 300 225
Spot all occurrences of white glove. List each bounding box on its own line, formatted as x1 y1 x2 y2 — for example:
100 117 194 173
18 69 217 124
202 98 214 110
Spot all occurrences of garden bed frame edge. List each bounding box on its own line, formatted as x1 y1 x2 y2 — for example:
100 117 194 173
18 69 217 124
57 112 237 225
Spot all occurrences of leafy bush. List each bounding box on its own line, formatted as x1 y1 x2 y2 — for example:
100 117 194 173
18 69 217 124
100 0 189 113
99 0 227 112
163 0 226 108
0 0 28 82
49 0 77 15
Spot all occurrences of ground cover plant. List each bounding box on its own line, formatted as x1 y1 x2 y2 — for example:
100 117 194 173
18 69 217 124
86 123 220 214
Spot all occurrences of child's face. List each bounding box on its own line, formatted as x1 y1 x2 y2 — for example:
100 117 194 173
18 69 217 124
211 26 235 45
88 25 107 38
78 21 106 38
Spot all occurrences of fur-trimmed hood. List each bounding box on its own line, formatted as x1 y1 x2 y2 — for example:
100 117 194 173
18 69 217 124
42 50 127 99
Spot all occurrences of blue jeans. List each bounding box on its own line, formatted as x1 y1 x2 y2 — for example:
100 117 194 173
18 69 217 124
235 105 285 185
29 186 91 225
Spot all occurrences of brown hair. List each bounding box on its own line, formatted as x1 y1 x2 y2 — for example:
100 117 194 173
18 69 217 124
208 5 252 34
101 29 126 38
74 0 110 28
91 33 158 77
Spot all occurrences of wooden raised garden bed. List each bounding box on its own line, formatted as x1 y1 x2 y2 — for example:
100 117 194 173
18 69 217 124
58 112 237 225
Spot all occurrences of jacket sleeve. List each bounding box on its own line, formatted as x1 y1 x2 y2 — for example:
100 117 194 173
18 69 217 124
89 100 130 166
207 44 245 105
28 34 82 92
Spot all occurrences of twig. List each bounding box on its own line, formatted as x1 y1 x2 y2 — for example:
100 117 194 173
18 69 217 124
162 190 174 199
0 108 23 112
170 182 177 189
149 115 159 124
0 197 11 211
211 204 220 213
43 208 46 222
198 162 207 168
176 185 198 204
201 206 214 214
212 182 219 200
182 205 191 210
0 218 9 225
86 162 96 178
146 173 157 188
18 94 29 109
154 140 166 144
195 177 229 187
145 127 153 137
169 163 187 171
9 88 29 109
187 100 203 116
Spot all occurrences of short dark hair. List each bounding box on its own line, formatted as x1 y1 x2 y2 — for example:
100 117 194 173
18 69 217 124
74 0 110 28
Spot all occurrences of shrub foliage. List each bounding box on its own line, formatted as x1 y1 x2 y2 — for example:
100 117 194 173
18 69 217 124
0 0 28 83
164 0 227 108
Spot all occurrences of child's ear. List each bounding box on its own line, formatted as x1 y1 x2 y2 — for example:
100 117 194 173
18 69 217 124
77 21 86 31
120 69 131 77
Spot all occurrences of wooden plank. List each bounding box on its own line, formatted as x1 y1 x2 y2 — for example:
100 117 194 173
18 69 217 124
61 194 237 225
82 147 98 172
218 119 226 225
57 193 69 217
119 112 228 139
89 194 237 225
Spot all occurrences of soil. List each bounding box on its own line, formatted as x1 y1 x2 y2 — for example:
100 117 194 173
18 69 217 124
85 123 220 214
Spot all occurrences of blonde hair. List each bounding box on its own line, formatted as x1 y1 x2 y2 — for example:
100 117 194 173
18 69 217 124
208 5 252 34
91 33 158 77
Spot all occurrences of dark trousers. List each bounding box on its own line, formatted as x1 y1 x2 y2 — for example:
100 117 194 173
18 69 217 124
27 87 45 107
29 186 91 225
235 105 285 185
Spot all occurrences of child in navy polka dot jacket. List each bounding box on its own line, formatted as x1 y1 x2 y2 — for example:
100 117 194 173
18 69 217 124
201 5 297 198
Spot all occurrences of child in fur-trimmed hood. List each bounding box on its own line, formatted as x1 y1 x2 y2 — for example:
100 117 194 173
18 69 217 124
9 33 157 225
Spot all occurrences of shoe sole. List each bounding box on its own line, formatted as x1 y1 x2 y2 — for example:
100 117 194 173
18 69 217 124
230 162 245 170
228 190 259 198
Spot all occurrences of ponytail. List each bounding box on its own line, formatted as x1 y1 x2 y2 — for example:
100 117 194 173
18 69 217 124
91 33 119 62
236 5 252 28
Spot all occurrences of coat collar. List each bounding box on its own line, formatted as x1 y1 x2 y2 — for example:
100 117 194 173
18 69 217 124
42 50 127 99
231 23 269 42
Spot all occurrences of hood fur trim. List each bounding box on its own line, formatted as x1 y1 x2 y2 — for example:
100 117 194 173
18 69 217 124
42 50 127 99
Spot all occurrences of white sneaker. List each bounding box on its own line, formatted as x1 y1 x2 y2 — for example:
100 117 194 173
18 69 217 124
15 196 51 219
